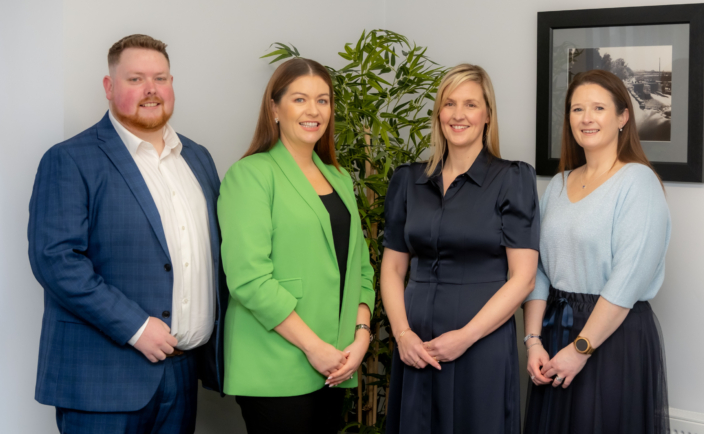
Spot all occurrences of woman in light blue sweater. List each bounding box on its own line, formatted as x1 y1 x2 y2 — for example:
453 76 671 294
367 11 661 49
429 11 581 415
523 70 670 434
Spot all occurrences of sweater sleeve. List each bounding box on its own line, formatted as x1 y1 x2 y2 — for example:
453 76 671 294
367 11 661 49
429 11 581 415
600 167 671 308
217 159 298 330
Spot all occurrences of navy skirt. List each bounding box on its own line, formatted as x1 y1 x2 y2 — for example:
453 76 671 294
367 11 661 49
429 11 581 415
524 287 669 434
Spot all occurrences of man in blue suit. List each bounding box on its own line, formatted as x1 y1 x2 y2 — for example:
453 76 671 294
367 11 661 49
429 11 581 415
28 34 227 433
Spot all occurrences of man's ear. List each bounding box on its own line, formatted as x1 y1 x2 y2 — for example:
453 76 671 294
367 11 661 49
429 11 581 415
103 75 113 101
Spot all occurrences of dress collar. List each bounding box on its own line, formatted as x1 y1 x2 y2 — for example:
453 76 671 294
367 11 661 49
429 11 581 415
415 146 492 187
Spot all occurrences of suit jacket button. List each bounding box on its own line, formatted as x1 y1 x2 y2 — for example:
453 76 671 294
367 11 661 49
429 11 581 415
162 311 171 318
164 264 172 272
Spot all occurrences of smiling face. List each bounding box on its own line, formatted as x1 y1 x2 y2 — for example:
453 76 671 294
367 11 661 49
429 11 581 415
272 75 331 149
569 83 628 152
103 48 174 133
439 80 489 149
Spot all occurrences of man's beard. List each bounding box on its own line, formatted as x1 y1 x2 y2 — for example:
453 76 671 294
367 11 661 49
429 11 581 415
113 98 173 132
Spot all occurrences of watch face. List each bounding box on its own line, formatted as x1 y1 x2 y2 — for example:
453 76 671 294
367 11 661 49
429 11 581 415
575 338 589 352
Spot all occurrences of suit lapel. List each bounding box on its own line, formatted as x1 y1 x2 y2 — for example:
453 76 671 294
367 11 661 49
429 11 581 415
180 141 221 272
95 112 171 261
269 141 336 260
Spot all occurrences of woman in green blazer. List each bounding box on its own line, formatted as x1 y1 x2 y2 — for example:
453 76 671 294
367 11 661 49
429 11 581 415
218 58 375 434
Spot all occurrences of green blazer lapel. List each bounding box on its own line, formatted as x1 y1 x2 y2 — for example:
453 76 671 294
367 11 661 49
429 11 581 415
269 141 336 260
315 157 359 260
315 155 361 336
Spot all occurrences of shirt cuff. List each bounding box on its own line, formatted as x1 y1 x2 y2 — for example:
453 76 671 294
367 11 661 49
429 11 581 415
127 318 150 346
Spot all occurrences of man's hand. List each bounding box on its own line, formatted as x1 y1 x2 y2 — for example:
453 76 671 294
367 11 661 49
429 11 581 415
133 317 179 363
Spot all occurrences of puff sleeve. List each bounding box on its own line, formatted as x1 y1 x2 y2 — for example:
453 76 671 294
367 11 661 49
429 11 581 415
498 162 541 251
382 165 411 253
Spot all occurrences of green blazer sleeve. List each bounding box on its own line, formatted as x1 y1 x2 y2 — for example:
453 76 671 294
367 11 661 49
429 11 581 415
218 159 297 331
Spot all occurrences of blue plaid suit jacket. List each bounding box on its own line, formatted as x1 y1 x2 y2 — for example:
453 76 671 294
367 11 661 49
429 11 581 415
28 112 228 412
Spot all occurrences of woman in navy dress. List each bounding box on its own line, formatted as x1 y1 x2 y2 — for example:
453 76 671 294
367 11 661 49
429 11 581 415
381 64 540 434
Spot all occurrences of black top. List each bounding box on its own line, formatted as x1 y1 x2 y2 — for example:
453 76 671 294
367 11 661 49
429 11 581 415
319 190 350 313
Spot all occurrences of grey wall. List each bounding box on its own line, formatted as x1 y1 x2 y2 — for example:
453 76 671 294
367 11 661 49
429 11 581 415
386 0 704 416
2 0 701 432
1 1 65 433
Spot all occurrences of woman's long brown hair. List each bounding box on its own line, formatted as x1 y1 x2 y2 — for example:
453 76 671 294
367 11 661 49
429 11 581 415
559 69 662 187
242 58 338 168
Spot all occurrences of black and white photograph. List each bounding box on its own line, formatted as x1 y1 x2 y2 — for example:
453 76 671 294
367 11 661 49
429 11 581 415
536 4 704 182
568 46 672 142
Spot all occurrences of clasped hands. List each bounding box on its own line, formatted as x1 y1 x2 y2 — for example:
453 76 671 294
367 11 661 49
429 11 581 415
526 342 590 389
398 329 475 370
305 335 369 388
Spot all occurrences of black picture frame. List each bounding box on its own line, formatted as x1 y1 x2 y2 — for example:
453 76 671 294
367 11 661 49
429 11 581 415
536 4 704 182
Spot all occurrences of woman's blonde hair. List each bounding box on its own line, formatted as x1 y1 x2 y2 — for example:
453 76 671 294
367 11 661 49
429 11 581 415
426 64 500 175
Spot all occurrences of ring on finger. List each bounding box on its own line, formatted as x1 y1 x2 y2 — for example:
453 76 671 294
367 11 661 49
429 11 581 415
413 359 420 368
530 375 535 380
554 375 564 383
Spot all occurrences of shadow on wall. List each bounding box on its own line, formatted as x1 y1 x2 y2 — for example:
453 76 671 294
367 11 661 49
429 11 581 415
196 386 246 433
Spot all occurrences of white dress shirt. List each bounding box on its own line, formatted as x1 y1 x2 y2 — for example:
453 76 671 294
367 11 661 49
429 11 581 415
109 111 214 351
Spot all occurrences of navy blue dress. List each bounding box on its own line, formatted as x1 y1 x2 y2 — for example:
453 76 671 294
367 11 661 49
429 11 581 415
384 148 540 434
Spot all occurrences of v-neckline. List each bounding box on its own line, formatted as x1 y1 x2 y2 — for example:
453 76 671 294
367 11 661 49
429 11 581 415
565 163 632 204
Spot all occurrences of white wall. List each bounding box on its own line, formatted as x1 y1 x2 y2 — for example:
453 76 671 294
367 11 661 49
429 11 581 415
3 0 702 432
386 0 704 417
0 1 65 432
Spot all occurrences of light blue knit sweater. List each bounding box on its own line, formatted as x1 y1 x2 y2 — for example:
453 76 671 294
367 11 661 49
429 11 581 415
526 163 671 308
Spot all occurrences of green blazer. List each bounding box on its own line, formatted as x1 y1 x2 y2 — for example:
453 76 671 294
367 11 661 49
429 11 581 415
218 141 375 396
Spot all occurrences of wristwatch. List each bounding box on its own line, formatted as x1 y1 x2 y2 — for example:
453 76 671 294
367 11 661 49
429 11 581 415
573 336 595 355
355 324 374 343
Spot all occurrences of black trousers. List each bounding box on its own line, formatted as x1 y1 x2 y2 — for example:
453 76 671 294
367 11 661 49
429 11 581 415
236 386 345 434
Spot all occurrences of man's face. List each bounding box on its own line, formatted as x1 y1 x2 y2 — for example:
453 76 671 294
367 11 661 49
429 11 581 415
103 48 174 133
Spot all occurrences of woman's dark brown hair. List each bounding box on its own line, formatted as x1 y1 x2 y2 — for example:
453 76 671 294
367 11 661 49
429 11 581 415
559 69 662 187
243 58 338 168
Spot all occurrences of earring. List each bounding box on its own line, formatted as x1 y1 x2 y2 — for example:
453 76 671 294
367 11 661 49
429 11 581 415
275 118 279 124
619 127 623 132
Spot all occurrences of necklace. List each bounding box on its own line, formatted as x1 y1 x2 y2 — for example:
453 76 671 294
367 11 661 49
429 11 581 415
580 165 613 189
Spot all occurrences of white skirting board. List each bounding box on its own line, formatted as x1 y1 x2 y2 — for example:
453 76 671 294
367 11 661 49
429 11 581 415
670 408 704 434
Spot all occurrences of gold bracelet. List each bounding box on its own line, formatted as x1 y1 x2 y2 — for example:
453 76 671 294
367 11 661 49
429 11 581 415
526 342 542 351
397 328 412 340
